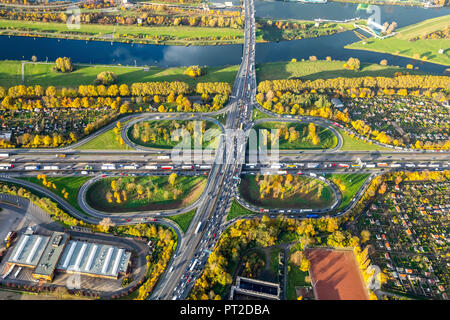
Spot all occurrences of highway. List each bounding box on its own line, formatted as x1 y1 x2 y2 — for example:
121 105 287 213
150 0 257 300
0 0 448 301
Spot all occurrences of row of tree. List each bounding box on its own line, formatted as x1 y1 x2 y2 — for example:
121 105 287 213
257 75 450 93
0 7 244 29
1 81 232 100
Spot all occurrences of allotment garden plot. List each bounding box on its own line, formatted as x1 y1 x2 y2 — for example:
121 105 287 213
357 180 449 299
86 175 207 213
346 96 449 149
239 174 336 210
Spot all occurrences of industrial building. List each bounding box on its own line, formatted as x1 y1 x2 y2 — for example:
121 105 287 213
6 231 131 282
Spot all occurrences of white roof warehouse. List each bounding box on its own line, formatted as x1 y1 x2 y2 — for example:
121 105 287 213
7 232 131 281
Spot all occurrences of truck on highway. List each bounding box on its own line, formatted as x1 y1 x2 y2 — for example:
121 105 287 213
43 165 59 170
307 163 319 168
181 165 194 170
270 164 281 169
123 164 138 170
0 163 14 169
277 170 288 175
390 163 401 168
306 214 319 218
377 163 389 167
161 166 173 170
199 165 212 170
157 155 170 160
194 222 203 234
145 165 158 170
24 165 40 171
56 154 66 158
338 163 349 168
365 164 376 168
0 153 9 158
101 163 116 170
189 259 199 272
309 172 317 177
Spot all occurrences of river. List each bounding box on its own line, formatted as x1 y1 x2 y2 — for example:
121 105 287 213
0 1 448 73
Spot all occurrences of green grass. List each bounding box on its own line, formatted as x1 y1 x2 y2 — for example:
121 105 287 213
76 125 132 150
337 128 392 151
286 261 309 300
252 108 271 121
325 173 370 211
166 209 196 233
0 19 244 45
0 60 239 88
211 113 227 125
227 199 256 221
86 175 206 213
256 60 427 82
18 176 91 214
127 119 220 149
269 247 282 278
253 121 338 150
395 15 450 40
240 175 335 210
0 60 22 87
346 15 450 66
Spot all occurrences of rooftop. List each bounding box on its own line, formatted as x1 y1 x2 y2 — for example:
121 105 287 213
34 232 69 278
56 240 131 278
7 234 50 267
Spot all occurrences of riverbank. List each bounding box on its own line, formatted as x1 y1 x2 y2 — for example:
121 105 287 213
331 0 432 7
0 19 245 46
0 60 239 88
0 58 429 89
256 17 358 42
0 17 363 45
346 15 450 66
255 59 427 82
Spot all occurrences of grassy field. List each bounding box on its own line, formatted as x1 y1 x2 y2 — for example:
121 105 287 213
76 123 133 150
253 122 338 150
18 176 91 214
0 60 239 88
337 128 392 151
239 175 335 210
166 209 196 233
0 19 244 45
395 15 450 40
256 60 427 82
286 261 309 300
346 15 450 66
252 108 271 121
86 175 206 213
127 120 220 149
325 173 370 211
227 199 256 221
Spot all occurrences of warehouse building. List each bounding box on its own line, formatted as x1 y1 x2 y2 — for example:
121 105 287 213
7 234 50 269
6 231 131 282
56 240 131 279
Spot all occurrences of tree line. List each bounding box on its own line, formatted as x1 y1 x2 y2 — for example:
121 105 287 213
257 75 450 93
